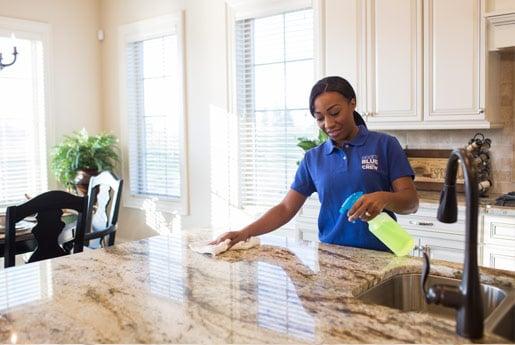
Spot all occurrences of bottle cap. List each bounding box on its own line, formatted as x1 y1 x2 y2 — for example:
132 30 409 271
339 191 363 215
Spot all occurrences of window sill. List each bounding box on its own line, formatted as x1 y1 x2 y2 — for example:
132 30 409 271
123 194 188 216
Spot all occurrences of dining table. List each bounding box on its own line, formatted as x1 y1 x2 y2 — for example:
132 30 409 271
0 208 37 260
0 228 514 343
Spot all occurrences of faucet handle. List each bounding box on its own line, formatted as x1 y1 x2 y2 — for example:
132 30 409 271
421 250 463 308
421 251 431 302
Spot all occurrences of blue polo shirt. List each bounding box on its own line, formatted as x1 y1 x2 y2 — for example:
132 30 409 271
291 126 414 252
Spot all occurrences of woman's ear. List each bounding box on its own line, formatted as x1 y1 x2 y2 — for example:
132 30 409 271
349 98 357 111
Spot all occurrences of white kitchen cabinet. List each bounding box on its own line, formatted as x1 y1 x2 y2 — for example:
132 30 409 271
481 213 515 270
324 0 503 130
364 0 423 124
423 0 483 123
295 194 320 242
482 245 515 271
397 204 469 263
485 0 515 51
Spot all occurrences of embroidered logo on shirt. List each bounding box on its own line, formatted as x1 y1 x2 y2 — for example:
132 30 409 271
361 155 379 171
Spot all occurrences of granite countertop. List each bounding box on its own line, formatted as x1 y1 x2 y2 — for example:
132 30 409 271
417 190 497 205
0 229 514 344
417 191 515 212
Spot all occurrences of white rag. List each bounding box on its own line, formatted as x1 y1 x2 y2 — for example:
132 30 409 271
189 237 260 256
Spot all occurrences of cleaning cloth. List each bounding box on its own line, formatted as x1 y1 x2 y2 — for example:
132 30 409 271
189 237 260 256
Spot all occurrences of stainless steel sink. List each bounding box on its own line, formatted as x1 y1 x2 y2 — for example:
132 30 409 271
485 294 515 341
358 274 507 320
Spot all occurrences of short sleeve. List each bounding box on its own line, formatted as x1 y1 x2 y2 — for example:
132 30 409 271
387 136 415 182
290 155 316 197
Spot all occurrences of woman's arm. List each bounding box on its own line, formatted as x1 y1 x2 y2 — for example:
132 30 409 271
212 189 308 246
348 176 419 222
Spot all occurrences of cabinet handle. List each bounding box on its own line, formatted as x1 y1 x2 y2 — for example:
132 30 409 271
422 245 431 258
409 220 434 226
478 108 484 114
414 244 431 258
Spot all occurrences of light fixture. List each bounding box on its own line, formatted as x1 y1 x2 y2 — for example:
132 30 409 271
0 33 18 71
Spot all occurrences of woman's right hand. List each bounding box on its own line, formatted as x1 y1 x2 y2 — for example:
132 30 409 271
209 229 250 248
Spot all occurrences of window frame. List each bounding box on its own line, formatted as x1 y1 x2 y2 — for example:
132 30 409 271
226 0 324 213
0 16 54 203
118 13 189 215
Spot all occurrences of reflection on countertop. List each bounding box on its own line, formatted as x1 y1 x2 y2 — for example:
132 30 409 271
0 229 514 343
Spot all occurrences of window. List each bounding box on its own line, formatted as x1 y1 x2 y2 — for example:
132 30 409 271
0 261 53 310
235 7 317 211
120 14 188 214
0 19 49 208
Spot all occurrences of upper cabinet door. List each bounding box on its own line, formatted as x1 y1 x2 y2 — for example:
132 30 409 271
365 0 422 123
424 0 483 121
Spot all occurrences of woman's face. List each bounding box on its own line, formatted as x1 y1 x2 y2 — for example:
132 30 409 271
313 91 358 145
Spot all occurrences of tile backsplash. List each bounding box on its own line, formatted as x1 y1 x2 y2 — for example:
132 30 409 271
387 53 515 195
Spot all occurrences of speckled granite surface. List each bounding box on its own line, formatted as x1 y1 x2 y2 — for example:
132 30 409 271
0 229 513 344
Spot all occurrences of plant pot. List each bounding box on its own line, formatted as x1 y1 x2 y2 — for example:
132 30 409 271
74 169 99 196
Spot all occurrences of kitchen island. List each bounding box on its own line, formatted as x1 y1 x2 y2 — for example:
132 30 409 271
0 229 513 343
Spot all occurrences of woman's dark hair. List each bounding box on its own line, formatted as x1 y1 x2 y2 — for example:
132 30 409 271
309 76 366 128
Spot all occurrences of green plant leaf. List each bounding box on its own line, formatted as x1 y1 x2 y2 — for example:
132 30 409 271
50 130 120 187
297 139 318 151
296 129 329 154
318 130 329 142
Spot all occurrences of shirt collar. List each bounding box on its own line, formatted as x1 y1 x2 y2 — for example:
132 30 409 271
324 125 369 155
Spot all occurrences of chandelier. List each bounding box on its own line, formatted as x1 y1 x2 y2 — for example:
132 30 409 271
0 34 18 71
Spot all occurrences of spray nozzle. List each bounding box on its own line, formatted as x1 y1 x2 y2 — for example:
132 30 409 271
339 191 364 217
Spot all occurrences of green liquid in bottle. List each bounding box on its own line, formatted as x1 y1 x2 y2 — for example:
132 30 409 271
368 212 414 256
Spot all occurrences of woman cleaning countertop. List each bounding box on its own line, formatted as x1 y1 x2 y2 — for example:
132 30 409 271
213 76 419 254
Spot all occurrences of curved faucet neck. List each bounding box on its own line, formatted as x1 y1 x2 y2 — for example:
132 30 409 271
436 148 483 339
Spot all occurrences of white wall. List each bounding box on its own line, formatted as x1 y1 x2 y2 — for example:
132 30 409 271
0 0 102 153
100 0 228 241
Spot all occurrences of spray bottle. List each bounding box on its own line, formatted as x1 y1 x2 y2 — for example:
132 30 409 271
339 191 414 256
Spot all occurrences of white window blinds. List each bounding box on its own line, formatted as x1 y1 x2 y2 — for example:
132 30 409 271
126 35 182 199
235 8 317 210
0 35 47 208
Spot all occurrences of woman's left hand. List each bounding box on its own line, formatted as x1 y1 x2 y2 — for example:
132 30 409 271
347 192 389 222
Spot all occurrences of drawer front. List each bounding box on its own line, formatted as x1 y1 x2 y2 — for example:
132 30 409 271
427 246 465 263
483 215 515 246
482 245 515 271
418 234 465 250
301 229 319 242
398 204 466 234
397 215 466 237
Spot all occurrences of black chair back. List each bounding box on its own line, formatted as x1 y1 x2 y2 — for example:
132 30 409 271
4 191 87 268
85 171 123 247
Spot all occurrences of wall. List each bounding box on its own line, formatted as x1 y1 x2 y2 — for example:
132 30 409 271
100 0 228 241
0 0 102 160
387 53 515 195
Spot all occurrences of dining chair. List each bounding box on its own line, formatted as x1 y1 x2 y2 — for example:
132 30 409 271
4 191 87 268
84 171 123 248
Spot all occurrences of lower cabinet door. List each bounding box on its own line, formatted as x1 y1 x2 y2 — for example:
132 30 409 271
423 244 465 263
482 245 515 271
295 194 320 242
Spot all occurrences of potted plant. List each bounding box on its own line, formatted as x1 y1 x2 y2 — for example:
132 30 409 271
50 129 120 194
296 129 328 158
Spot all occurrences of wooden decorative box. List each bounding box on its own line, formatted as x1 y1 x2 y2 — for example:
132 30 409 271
405 149 464 193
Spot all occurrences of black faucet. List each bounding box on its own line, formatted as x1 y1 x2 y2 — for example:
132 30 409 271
420 148 484 339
